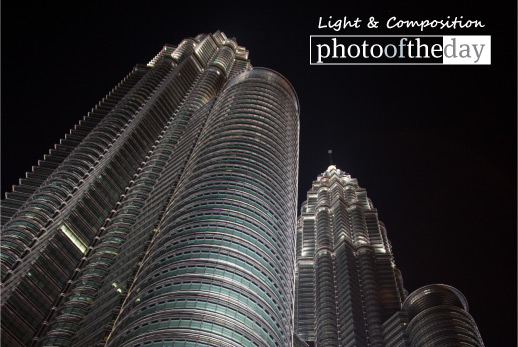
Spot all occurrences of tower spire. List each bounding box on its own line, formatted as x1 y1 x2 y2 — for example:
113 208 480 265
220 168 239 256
328 149 333 165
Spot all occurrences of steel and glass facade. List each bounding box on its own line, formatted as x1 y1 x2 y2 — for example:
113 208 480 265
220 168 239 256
294 165 484 346
1 31 299 347
2 30 484 347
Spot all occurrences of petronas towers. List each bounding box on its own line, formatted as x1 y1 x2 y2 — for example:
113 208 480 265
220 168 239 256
2 32 482 346
294 165 484 346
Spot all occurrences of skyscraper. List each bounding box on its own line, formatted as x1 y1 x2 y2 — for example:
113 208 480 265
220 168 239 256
294 165 484 346
1 31 299 346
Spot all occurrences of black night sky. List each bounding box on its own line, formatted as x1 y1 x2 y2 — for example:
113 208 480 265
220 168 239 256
2 1 516 345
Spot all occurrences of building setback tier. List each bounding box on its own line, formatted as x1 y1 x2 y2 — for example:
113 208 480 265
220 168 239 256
1 31 299 347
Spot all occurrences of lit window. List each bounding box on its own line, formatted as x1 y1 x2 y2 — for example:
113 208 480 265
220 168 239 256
59 224 87 254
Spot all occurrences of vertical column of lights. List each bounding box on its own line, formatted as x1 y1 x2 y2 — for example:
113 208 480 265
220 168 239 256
348 199 385 346
331 180 368 346
314 187 339 346
294 203 317 343
341 170 395 346
104 68 299 347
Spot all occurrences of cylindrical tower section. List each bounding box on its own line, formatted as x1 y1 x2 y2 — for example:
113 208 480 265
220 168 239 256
106 68 299 347
40 61 227 346
171 39 197 63
403 284 484 346
209 46 236 76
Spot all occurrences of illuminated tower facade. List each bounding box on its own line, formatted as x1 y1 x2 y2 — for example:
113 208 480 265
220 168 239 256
294 165 484 347
1 31 299 347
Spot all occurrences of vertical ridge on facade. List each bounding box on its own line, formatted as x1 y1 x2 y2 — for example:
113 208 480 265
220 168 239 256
105 68 299 347
1 32 299 347
2 31 484 347
294 165 484 347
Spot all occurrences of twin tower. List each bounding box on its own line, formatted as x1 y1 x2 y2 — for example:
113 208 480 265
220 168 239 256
1 32 483 346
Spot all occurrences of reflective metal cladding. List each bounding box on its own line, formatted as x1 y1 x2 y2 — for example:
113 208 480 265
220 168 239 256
1 30 484 347
1 31 299 346
294 165 484 346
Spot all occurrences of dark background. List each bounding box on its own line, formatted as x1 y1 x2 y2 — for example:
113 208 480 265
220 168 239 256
2 1 516 345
